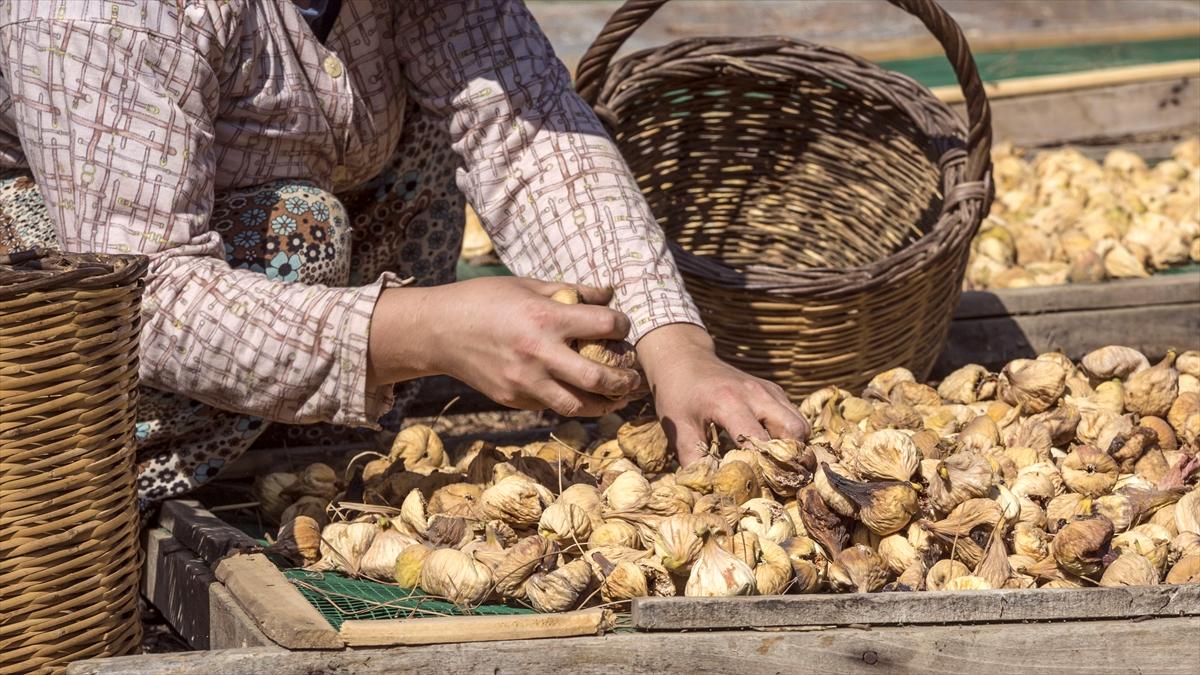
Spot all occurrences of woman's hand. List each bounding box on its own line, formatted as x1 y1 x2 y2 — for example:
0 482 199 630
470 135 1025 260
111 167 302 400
637 323 810 465
367 277 641 417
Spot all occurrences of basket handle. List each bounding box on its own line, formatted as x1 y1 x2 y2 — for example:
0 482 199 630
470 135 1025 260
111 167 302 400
575 0 993 183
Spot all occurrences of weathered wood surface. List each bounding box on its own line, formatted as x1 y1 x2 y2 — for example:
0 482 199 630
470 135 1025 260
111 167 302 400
933 60 1200 103
65 616 1200 675
633 584 1200 631
937 304 1200 375
955 76 1199 147
953 274 1200 319
159 499 258 565
212 553 344 650
142 528 279 651
339 608 611 647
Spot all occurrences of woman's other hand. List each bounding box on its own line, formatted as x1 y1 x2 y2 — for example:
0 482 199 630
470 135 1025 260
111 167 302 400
637 323 810 465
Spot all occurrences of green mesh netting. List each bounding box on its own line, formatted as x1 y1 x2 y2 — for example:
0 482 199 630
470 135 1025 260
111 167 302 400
282 569 534 630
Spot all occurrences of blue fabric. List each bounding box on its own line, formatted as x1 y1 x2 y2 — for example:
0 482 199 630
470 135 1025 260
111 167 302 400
292 0 341 44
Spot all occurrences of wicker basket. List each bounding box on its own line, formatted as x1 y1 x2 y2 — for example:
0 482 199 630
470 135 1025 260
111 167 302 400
576 0 993 399
0 249 149 673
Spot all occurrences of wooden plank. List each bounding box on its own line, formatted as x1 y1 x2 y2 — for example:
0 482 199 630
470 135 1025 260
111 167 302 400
207 583 284 651
212 553 344 650
954 274 1200 319
64 616 1200 675
158 499 259 566
954 76 1200 147
142 528 278 651
932 60 1200 103
633 584 1200 631
339 608 613 647
936 303 1200 375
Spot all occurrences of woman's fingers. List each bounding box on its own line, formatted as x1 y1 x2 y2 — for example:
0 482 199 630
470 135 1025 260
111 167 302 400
543 344 640 398
753 383 811 441
535 377 629 418
715 402 771 446
554 303 631 341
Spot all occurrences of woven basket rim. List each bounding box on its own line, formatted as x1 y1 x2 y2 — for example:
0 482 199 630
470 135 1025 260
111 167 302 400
595 34 993 295
0 248 149 299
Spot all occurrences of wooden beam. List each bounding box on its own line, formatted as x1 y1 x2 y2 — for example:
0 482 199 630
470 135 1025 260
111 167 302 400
211 553 344 650
953 274 1200 319
955 76 1200 147
937 303 1200 375
65 616 1200 675
339 608 613 647
158 499 259 566
933 60 1200 103
633 584 1200 631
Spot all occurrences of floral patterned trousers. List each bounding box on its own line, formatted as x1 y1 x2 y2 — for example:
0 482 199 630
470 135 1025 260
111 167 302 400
0 103 464 507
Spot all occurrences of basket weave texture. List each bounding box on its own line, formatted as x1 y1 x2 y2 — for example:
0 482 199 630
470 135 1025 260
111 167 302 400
0 249 149 674
576 0 994 399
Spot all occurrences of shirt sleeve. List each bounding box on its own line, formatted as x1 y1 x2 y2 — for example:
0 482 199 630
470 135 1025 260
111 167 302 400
393 0 703 342
0 17 394 427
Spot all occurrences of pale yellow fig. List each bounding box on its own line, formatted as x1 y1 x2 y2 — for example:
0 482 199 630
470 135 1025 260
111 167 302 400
617 420 671 473
863 367 915 402
1113 529 1169 573
732 498 792 544
1060 445 1119 497
822 466 919 536
976 225 1016 264
420 548 494 606
991 267 1036 289
427 483 482 519
356 526 421 579
1178 351 1200 379
1168 393 1200 444
253 471 298 523
307 521 379 575
1099 552 1159 587
851 430 919 482
525 560 594 613
1124 351 1178 417
1152 502 1180 536
279 495 329 529
390 425 446 468
393 543 432 588
998 358 1066 414
813 462 858 518
603 470 653 512
877 533 919 575
1012 522 1050 560
1080 346 1150 383
584 545 649 581
685 527 757 597
675 456 718 494
1017 495 1048 529
1166 555 1200 584
592 555 673 600
1175 490 1200 535
928 452 994 514
957 414 1001 455
780 537 825 593
711 460 760 506
925 558 971 591
1053 516 1115 578
585 518 638 548
944 575 993 591
866 402 924 431
493 535 559 600
840 397 875 424
1103 240 1149 279
479 475 554 527
586 439 625 475
556 484 604 526
1003 446 1044 471
1046 493 1088 532
828 544 887 593
537 502 593 544
1139 416 1178 452
652 514 706 573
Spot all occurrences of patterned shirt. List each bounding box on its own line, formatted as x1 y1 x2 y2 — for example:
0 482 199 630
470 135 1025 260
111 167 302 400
0 0 700 428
